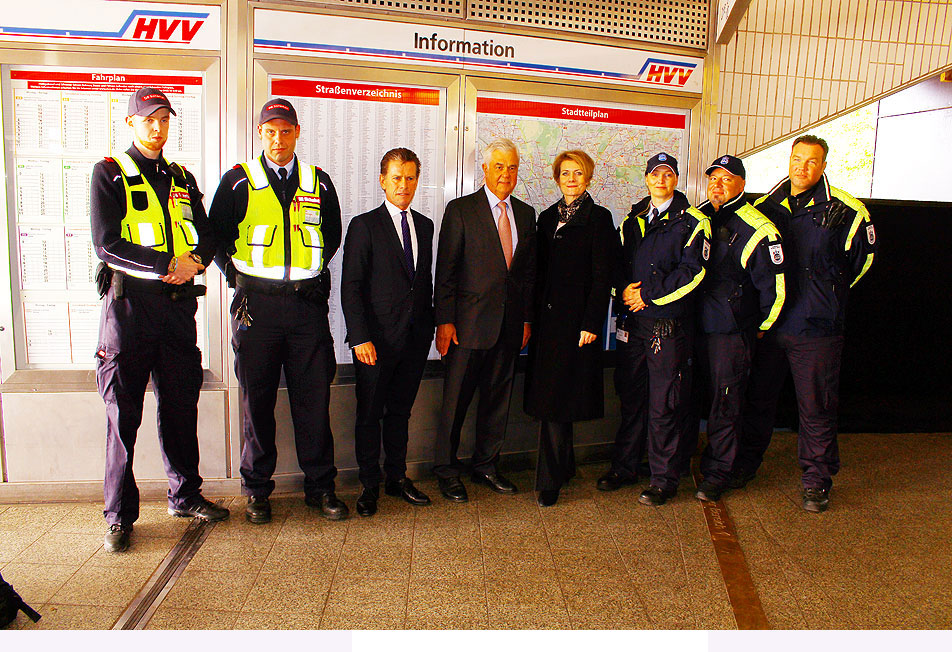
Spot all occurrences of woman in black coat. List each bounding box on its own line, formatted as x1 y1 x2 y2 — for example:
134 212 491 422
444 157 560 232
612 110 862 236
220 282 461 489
524 150 621 507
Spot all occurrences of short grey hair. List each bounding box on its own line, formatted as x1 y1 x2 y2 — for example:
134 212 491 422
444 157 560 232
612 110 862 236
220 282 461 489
482 138 519 166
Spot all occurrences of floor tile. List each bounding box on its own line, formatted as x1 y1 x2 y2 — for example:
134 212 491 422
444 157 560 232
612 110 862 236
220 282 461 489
0 529 45 564
259 539 341 575
241 571 333 614
0 562 78 604
145 608 240 630
0 504 73 532
234 611 324 629
405 577 488 629
321 577 407 629
28 603 125 630
50 564 154 607
186 534 276 573
161 570 258 612
50 504 111 535
13 532 104 566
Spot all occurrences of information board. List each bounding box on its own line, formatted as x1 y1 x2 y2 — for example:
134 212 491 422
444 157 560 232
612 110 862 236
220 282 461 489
475 93 691 226
6 66 207 367
268 76 447 360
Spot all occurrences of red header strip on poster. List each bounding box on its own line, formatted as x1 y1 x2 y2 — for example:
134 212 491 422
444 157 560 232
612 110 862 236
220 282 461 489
271 79 440 106
11 71 202 87
477 97 685 129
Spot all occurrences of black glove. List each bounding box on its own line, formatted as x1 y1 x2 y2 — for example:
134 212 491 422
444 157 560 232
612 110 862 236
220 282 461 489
652 318 678 340
817 200 851 230
224 261 237 288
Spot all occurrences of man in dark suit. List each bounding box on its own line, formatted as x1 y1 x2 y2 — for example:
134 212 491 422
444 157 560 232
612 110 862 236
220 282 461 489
341 148 435 517
433 138 536 502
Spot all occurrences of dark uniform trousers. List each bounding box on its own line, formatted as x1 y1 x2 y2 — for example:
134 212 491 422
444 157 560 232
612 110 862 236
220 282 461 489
698 331 754 487
738 331 844 489
353 337 430 487
231 288 337 498
434 333 516 479
610 317 690 492
97 287 203 526
536 421 576 491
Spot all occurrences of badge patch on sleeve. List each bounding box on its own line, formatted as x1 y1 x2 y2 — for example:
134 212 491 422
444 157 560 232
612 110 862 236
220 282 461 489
702 240 711 261
866 224 876 244
768 243 784 264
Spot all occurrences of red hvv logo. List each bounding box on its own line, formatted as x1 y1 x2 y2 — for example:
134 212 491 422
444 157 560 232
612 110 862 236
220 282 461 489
129 17 204 43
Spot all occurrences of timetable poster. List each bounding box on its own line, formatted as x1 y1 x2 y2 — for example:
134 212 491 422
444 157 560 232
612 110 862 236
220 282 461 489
269 76 447 360
7 67 206 367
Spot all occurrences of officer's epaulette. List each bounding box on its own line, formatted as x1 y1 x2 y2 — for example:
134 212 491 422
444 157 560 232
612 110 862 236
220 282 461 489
103 156 114 163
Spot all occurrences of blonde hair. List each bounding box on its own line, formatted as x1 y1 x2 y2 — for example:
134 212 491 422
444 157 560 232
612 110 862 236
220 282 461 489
552 150 595 184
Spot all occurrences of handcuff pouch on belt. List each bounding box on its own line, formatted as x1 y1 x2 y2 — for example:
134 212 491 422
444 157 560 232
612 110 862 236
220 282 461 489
95 262 113 298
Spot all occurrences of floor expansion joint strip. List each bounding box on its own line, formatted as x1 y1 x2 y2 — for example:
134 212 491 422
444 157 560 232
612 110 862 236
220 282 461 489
111 500 225 630
693 469 771 630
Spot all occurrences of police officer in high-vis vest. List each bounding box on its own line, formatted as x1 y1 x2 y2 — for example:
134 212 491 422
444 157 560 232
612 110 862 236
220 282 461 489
91 87 229 554
209 98 347 523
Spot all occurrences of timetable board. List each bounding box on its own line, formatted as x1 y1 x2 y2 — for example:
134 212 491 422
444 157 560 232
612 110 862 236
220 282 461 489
268 76 447 361
5 66 208 368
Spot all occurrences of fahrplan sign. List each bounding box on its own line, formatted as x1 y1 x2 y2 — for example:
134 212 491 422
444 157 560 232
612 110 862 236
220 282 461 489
0 1 219 50
254 11 703 94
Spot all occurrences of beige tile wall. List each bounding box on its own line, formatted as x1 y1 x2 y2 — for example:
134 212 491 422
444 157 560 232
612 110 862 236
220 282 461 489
715 0 952 157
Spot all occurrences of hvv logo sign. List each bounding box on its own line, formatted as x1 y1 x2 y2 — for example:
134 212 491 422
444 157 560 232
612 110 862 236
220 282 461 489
125 11 207 43
635 59 697 87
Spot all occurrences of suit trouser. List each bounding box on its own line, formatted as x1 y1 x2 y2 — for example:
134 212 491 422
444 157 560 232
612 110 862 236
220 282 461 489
535 421 576 491
738 332 844 489
232 288 338 498
97 287 204 526
434 334 516 479
699 331 754 488
353 337 430 487
610 323 690 492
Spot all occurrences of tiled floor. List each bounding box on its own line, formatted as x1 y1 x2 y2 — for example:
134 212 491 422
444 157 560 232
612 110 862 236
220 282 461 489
2 432 951 630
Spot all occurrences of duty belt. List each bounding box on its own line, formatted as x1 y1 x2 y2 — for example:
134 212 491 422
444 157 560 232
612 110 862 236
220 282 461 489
112 271 207 301
235 271 326 297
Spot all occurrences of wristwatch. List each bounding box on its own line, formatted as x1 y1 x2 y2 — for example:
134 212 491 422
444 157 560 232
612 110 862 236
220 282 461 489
167 256 178 274
188 252 203 266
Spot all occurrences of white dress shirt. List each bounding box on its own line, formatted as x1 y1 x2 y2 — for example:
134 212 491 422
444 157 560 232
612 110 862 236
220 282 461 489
262 153 295 179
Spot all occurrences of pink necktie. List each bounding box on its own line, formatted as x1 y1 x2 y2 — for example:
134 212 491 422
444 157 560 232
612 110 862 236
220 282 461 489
497 202 513 269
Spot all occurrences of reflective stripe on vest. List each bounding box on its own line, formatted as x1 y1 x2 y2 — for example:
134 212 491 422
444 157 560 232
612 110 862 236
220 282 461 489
233 158 324 281
111 152 196 280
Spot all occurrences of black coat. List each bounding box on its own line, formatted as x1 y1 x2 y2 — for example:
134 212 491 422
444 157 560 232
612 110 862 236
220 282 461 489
524 195 620 422
340 203 435 356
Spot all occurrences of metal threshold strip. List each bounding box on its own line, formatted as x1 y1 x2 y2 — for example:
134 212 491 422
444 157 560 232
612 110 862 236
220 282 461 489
111 500 226 630
693 469 771 630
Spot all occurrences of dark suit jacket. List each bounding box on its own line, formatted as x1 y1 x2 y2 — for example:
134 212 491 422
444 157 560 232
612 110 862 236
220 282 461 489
341 203 435 355
434 186 536 350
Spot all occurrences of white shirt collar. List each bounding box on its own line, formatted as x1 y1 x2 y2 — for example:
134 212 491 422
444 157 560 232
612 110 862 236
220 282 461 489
384 199 411 218
262 153 296 178
651 195 674 216
484 185 512 213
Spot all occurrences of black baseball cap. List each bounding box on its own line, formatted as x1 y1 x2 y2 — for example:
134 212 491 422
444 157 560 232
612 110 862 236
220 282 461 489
128 87 176 117
645 152 679 176
705 155 746 179
258 98 298 126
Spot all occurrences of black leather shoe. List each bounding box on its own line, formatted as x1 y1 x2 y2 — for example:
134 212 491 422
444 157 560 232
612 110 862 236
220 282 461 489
438 477 469 503
104 524 132 553
537 489 559 507
802 487 830 513
356 486 379 517
168 497 230 522
728 466 757 489
245 496 272 524
596 470 638 492
306 492 349 520
471 471 517 494
638 485 676 507
385 478 431 506
694 480 724 502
